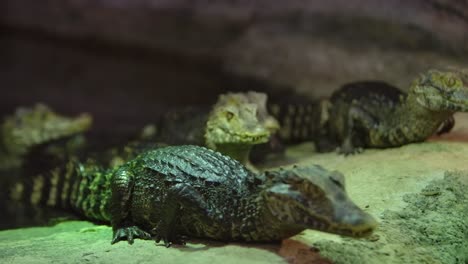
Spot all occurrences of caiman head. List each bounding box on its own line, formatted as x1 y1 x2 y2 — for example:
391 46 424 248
2 104 92 156
205 91 279 149
409 68 468 112
242 91 281 134
262 165 378 238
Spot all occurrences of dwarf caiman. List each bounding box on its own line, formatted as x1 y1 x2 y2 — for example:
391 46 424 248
268 69 468 154
0 104 92 170
144 91 279 166
7 145 377 246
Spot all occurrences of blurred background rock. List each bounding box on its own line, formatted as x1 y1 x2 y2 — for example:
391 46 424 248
2 0 468 137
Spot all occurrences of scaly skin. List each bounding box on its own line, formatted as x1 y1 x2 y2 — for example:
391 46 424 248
0 104 92 170
8 145 377 246
267 93 329 145
205 91 279 166
147 91 279 166
327 68 468 154
266 69 468 154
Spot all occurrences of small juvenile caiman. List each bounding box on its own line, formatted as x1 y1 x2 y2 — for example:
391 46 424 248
8 145 377 246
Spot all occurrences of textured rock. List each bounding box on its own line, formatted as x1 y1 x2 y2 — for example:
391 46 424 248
3 0 468 99
224 24 468 97
3 1 468 56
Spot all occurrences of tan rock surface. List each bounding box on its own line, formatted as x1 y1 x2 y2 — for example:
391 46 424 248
1 116 467 264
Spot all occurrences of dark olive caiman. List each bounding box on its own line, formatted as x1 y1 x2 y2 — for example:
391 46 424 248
268 68 468 154
327 68 468 154
7 145 377 246
143 91 279 167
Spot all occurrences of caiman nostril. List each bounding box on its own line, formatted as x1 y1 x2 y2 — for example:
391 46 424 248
333 208 378 237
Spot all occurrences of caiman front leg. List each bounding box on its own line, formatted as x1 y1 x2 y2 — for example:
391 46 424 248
110 168 152 244
340 105 377 155
436 116 455 136
152 182 216 247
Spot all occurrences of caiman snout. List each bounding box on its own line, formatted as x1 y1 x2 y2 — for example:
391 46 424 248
333 207 378 237
451 90 468 111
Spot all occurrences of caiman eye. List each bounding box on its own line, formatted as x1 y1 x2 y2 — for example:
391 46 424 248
329 174 345 189
225 111 234 121
330 178 344 189
445 77 456 87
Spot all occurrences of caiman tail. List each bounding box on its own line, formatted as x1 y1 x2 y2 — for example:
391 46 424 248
6 157 114 227
267 94 330 144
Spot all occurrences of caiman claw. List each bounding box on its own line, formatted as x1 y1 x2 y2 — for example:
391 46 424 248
111 226 152 245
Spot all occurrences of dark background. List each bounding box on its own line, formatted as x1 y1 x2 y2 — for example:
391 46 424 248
2 0 468 137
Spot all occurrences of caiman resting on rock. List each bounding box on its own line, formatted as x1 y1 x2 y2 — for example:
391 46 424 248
268 68 468 154
7 145 377 246
143 91 279 166
0 104 92 170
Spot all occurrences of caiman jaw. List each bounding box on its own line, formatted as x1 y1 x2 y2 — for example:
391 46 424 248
412 69 468 112
329 211 378 237
229 131 270 144
263 165 379 238
446 90 468 111
295 201 378 237
211 127 270 145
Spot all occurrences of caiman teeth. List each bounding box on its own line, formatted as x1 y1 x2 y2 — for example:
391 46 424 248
217 129 269 143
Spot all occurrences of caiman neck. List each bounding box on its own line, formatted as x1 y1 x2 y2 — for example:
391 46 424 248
368 92 454 147
399 93 454 124
394 92 453 132
235 194 304 241
257 195 305 241
212 143 256 169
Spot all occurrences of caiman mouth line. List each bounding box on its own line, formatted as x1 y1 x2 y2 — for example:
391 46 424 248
445 97 468 111
211 128 270 143
328 212 378 237
416 96 468 112
308 217 376 237
293 201 377 238
331 224 376 237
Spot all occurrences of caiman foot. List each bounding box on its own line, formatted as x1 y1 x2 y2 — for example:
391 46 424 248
162 235 187 248
338 138 363 156
338 146 363 156
153 232 187 248
111 226 152 245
